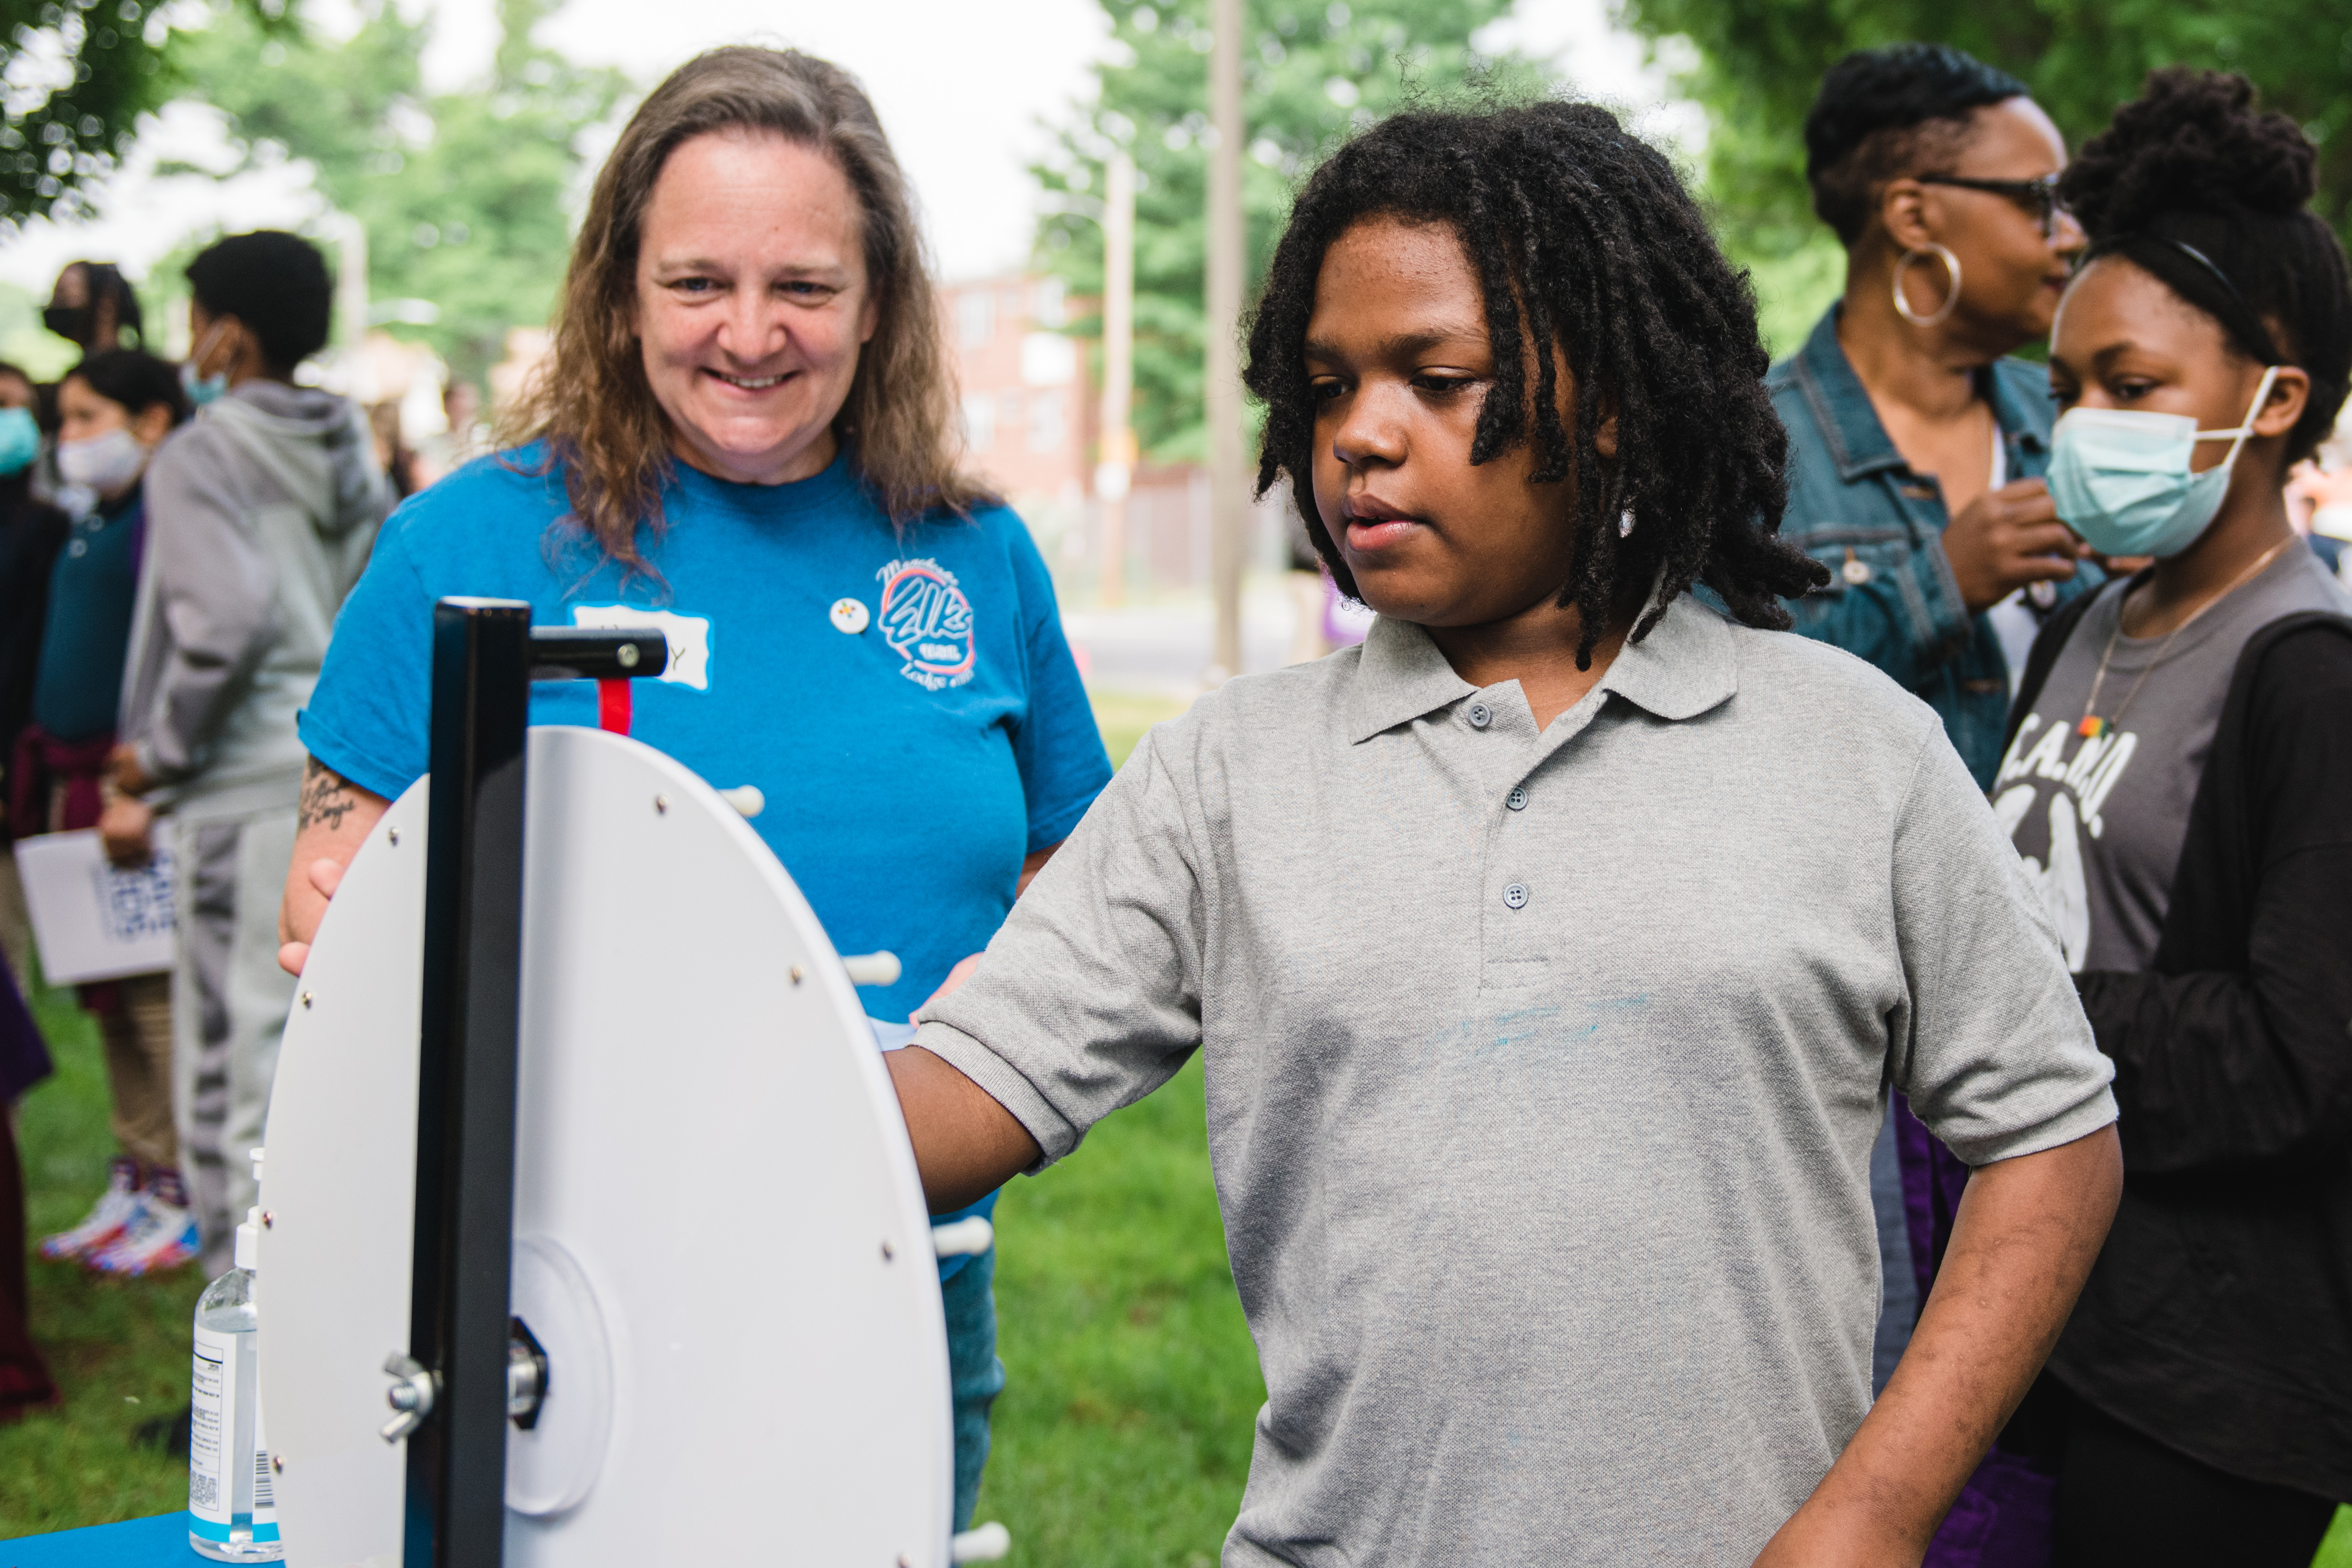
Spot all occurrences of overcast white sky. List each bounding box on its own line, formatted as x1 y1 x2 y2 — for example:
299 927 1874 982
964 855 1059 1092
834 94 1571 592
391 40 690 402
0 0 1692 296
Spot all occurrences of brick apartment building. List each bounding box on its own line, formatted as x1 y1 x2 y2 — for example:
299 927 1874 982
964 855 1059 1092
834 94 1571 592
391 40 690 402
940 271 1293 601
940 273 1095 510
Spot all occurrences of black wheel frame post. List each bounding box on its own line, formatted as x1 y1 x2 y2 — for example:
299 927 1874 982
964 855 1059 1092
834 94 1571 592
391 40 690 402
407 598 534 1568
401 606 671 1568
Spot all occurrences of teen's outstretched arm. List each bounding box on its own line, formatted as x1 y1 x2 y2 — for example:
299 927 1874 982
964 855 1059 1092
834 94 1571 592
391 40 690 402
885 1046 1042 1213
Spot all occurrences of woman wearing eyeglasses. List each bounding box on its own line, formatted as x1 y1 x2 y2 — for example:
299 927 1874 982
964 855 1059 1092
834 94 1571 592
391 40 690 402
1766 40 2097 1442
1773 44 2096 784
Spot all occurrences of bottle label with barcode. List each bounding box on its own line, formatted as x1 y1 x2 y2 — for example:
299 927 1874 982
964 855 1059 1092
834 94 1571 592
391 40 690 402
189 1325 238 1535
253 1395 279 1538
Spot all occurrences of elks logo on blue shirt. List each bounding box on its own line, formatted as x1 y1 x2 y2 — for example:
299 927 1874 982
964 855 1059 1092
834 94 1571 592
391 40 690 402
876 557 976 691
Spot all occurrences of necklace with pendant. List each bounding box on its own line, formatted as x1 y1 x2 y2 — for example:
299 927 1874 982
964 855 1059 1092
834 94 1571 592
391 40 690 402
2076 537 2291 740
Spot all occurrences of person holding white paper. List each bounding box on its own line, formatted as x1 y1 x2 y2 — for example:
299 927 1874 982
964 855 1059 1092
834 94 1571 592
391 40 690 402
12 349 195 1275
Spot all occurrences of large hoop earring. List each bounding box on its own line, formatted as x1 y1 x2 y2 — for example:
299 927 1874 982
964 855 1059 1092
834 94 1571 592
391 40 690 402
1892 243 1962 327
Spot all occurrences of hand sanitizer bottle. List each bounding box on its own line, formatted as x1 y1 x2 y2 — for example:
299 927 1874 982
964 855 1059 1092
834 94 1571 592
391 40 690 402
188 1202 282 1560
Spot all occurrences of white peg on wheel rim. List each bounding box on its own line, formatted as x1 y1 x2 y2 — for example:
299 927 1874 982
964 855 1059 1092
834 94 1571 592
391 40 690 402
841 951 901 988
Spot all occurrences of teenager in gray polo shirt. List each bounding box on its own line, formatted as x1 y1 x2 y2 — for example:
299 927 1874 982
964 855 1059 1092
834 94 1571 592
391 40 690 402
894 105 2122 1566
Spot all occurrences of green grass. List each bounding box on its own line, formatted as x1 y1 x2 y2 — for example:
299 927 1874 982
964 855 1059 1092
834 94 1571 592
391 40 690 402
959 690 1262 1564
975 1055 1261 1566
2 975 205 1539
1089 689 1191 774
2323 1507 2352 1568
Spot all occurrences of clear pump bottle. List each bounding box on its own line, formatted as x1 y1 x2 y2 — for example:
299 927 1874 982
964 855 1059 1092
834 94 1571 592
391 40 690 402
189 1190 282 1560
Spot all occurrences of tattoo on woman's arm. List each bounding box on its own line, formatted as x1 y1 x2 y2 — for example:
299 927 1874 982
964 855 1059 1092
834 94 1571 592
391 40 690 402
298 758 359 832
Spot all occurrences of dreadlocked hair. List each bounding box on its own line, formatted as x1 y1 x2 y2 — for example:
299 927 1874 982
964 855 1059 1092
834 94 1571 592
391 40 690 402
1243 101 1826 669
2060 69 2350 467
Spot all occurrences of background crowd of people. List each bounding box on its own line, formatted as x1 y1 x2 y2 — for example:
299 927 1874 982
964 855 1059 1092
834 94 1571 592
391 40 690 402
0 30 2346 1568
0 232 393 1435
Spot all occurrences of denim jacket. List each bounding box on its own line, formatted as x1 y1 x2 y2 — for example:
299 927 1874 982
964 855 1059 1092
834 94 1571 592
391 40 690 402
1769 307 2100 788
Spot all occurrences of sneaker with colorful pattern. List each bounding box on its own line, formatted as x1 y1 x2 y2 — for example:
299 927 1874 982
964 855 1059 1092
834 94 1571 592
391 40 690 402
89 1169 200 1277
39 1156 141 1262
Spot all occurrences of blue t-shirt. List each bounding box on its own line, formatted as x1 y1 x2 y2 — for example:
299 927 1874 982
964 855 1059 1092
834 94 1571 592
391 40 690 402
300 444 1112 1026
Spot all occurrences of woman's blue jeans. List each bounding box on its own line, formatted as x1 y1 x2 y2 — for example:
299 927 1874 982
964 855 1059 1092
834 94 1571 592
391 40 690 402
941 1241 1006 1531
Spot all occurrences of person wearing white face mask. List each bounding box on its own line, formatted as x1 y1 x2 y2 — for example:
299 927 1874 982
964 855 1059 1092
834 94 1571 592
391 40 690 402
1989 71 2352 1566
10 349 199 1277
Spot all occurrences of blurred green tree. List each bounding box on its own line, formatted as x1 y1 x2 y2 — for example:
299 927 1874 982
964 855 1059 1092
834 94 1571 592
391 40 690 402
1619 0 2352 266
1034 0 1551 462
172 0 623 386
0 0 290 228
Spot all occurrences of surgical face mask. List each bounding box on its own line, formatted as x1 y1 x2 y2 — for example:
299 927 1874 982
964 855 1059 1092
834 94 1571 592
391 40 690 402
0 407 38 476
2048 366 2281 560
56 425 149 496
181 323 229 406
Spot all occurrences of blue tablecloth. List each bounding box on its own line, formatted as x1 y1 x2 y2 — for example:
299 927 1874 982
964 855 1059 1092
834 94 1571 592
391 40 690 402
3 1513 205 1566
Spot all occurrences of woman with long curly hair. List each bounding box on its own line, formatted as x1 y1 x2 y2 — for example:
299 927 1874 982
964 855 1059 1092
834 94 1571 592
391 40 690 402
275 46 1111 1530
886 101 2122 1564
1990 68 2352 1565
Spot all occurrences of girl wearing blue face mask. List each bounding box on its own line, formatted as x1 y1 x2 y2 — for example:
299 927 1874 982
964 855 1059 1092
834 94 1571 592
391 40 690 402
1990 71 2352 1567
12 349 198 1278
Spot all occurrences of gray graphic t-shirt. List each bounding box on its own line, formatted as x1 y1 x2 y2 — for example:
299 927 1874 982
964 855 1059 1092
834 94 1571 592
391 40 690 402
1996 543 2351 972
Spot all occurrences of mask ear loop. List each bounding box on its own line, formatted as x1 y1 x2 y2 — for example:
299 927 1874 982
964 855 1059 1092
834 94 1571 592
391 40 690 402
2193 364 2283 473
188 320 228 380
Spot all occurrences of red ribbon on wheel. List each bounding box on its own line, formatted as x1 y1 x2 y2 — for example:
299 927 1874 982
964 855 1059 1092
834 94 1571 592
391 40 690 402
597 679 632 736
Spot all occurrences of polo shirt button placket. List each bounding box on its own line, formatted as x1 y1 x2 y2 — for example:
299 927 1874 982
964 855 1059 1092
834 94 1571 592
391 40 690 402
1466 701 1493 730
1502 882 1528 910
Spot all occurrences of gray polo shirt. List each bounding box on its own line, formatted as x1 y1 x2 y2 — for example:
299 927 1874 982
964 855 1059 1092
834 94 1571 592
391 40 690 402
917 597 2116 1566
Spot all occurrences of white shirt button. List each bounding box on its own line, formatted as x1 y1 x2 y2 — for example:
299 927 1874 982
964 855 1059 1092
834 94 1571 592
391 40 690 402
1841 556 1873 586
829 597 870 634
1466 701 1493 729
1502 882 1528 910
1506 787 1528 811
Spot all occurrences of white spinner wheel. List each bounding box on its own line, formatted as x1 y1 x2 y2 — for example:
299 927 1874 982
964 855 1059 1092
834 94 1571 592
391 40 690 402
256 726 953 1566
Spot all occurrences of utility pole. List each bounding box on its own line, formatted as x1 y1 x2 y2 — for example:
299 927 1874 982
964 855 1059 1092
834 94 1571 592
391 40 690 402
1204 0 1245 684
330 212 375 403
1095 149 1137 610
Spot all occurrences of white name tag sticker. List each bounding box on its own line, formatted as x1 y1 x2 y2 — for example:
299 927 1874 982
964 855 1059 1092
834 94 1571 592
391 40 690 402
569 606 712 690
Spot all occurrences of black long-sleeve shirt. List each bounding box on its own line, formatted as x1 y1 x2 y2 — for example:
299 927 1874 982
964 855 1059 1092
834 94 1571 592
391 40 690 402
2012 603 2352 1502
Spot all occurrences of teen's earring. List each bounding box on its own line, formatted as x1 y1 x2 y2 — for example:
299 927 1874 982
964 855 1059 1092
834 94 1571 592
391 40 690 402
1618 506 1636 537
1892 243 1962 327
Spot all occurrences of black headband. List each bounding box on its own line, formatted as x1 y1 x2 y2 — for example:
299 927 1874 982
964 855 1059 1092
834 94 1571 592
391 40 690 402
2082 232 2281 365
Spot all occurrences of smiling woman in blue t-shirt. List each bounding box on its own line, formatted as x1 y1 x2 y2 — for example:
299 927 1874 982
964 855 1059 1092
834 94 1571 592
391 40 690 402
275 47 1112 1530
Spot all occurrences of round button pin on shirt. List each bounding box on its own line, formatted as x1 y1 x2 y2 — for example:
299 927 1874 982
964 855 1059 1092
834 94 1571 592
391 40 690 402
830 597 870 634
1841 555 1873 586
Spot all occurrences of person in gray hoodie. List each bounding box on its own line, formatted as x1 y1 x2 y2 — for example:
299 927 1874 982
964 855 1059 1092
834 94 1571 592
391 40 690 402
99 230 391 1271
